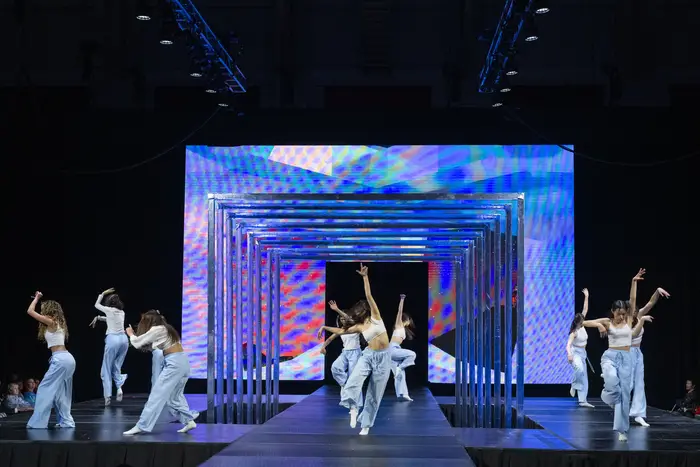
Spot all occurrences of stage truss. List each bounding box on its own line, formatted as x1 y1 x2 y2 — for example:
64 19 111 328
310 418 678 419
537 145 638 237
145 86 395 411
206 193 525 428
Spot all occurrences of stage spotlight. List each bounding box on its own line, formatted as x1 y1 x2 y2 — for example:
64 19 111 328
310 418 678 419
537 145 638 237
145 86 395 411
159 17 179 45
523 17 539 42
205 88 217 94
135 0 151 21
499 76 511 93
505 59 518 76
534 0 550 14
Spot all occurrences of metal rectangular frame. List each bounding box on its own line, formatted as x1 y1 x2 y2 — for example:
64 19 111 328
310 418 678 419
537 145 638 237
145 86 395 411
205 193 525 429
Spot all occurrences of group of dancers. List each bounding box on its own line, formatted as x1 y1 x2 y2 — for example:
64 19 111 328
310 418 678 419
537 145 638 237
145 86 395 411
566 268 670 441
24 288 199 435
316 264 416 435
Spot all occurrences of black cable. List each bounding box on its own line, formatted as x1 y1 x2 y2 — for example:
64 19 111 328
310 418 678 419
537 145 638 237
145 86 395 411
59 107 222 176
503 106 700 168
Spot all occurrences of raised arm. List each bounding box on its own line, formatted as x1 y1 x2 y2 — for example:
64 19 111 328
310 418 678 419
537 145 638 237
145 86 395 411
26 292 54 326
566 333 575 361
394 294 406 328
127 326 164 349
583 318 610 329
638 287 670 318
629 268 645 315
328 300 351 321
319 333 339 354
581 288 589 317
633 315 653 337
356 264 380 320
94 288 117 315
317 324 362 340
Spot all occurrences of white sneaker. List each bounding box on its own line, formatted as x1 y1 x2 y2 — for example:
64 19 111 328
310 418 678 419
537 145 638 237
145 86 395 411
178 420 197 433
634 416 650 427
570 387 576 398
116 388 123 402
618 432 628 442
349 408 358 428
104 397 111 406
123 426 143 436
359 427 369 435
398 395 413 402
579 402 594 408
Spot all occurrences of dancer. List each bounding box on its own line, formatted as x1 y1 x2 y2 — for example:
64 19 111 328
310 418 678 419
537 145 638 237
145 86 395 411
390 294 416 402
317 264 391 435
566 288 598 408
124 310 199 435
628 286 671 427
584 269 653 441
26 292 76 429
90 288 128 405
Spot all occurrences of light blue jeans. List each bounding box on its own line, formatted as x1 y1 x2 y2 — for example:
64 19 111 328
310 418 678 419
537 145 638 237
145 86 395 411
332 348 363 406
570 346 588 403
340 347 391 429
27 351 76 429
601 349 634 434
630 347 647 418
136 351 198 432
102 333 128 398
390 342 416 398
152 349 165 389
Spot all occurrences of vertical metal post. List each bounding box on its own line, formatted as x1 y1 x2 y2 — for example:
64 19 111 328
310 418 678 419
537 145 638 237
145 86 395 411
516 197 526 428
504 207 513 428
215 207 224 423
461 249 469 426
477 236 485 427
493 217 502 428
484 226 492 428
273 251 281 415
235 226 244 424
265 249 273 421
255 239 263 423
246 232 254 423
467 245 476 427
454 258 463 428
225 216 234 423
206 197 216 423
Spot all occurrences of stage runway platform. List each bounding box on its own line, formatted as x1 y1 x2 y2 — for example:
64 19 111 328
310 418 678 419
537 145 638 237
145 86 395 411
3 390 700 467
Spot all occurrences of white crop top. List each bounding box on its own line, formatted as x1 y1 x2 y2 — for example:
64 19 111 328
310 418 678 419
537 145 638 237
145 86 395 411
94 294 126 335
362 318 387 343
631 326 644 346
572 327 587 347
45 328 65 348
129 325 177 351
607 324 632 348
340 334 360 350
392 327 406 341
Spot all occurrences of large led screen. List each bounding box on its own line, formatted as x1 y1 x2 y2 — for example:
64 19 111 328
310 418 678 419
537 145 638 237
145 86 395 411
183 145 574 383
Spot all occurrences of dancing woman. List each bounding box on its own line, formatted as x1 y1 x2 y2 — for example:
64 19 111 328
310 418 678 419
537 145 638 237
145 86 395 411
90 288 128 405
26 292 76 429
317 264 391 435
321 301 363 394
628 286 671 427
584 269 653 441
390 294 416 402
124 310 199 435
566 288 600 408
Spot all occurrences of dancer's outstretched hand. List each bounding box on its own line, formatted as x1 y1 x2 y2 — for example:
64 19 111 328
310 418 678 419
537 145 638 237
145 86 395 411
356 263 368 277
102 287 116 295
657 287 671 299
633 268 646 281
317 327 324 340
328 300 339 311
567 354 573 363
320 347 327 355
582 288 589 297
33 291 43 301
596 323 607 337
640 315 653 323
126 325 134 337
89 317 98 328
400 294 406 299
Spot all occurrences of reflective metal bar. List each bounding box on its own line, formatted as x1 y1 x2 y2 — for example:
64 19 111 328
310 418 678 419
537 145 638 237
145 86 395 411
206 198 216 423
265 251 273 421
516 197 525 428
255 239 263 423
504 207 513 428
246 232 254 423
476 236 484 427
235 225 244 424
225 215 234 423
484 227 492 428
454 258 463 428
273 251 281 415
467 245 476 427
460 251 468 427
215 205 224 423
493 218 502 428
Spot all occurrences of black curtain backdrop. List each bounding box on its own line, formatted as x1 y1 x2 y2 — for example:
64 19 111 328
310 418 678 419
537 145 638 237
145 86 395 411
324 262 429 388
0 105 696 408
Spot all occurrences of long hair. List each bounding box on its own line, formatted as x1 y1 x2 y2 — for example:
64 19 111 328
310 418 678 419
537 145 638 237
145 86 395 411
136 310 179 350
347 300 370 324
37 300 69 342
104 293 124 310
401 313 416 340
568 313 584 335
336 314 355 329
